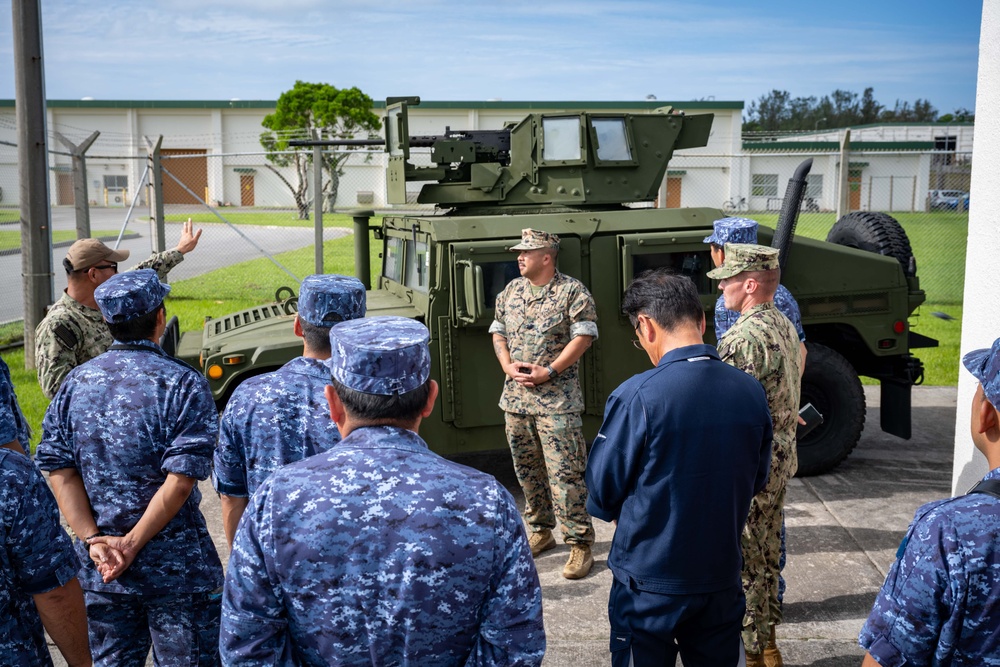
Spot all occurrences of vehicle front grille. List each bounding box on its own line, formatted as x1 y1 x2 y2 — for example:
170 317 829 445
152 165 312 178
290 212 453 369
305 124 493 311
207 304 285 338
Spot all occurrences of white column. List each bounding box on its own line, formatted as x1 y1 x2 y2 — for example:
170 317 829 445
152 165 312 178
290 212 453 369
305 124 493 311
952 1 1000 494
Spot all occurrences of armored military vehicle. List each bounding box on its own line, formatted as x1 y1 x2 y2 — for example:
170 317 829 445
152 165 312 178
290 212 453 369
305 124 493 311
173 97 936 476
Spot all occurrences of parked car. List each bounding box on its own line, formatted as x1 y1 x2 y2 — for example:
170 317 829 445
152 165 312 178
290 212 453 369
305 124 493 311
928 189 969 210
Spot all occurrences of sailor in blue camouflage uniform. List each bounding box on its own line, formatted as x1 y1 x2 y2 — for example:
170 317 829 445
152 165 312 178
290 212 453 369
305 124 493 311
36 269 224 667
704 217 806 346
1 377 91 666
859 336 1000 667
221 316 545 666
1 355 30 454
214 274 366 546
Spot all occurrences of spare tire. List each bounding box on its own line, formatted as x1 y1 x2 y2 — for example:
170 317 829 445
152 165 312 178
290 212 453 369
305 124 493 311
796 343 866 476
826 211 915 277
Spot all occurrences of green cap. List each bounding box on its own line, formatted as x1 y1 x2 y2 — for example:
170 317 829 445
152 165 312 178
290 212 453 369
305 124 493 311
706 243 780 280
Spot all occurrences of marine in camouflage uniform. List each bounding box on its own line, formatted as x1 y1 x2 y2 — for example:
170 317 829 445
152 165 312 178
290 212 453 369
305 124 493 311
221 317 545 665
0 447 90 667
214 274 366 546
709 244 802 660
859 338 1000 667
36 222 202 399
489 228 597 579
36 269 223 667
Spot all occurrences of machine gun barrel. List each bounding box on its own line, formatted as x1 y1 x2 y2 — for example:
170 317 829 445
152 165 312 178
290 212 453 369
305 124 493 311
287 138 385 147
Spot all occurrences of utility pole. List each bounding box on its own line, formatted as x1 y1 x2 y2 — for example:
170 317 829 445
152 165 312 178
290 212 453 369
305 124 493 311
55 130 100 239
145 136 166 252
13 0 52 368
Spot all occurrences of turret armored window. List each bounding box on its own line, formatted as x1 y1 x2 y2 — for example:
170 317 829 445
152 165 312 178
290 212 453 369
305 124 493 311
592 118 631 162
541 117 582 161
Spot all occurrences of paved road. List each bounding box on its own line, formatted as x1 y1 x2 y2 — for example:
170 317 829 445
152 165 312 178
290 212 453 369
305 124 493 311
1 208 348 324
45 385 959 666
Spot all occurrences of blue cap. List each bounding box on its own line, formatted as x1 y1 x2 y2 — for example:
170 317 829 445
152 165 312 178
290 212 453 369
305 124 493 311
94 269 170 323
297 274 366 327
963 338 1000 406
703 217 759 246
329 316 430 396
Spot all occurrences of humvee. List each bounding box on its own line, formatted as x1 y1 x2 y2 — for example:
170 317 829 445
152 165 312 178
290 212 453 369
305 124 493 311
173 96 937 476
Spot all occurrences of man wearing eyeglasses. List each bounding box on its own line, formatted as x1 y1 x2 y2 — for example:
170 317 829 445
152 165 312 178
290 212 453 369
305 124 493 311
585 269 772 667
35 219 202 399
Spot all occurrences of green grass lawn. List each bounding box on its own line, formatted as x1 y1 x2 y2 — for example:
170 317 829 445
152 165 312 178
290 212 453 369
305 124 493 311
0 228 121 252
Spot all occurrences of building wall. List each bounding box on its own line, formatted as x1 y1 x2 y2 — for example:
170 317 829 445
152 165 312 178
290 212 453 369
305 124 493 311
952 1 1000 494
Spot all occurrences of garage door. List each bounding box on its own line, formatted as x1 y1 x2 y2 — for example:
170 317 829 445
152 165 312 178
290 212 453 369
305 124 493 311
161 149 207 205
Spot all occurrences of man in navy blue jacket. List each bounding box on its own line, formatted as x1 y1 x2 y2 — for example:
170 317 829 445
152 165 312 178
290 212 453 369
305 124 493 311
586 268 773 667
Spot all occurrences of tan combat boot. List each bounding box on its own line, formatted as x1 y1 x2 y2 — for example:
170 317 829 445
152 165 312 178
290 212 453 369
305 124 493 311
745 652 766 667
763 625 783 667
528 529 556 557
562 544 593 579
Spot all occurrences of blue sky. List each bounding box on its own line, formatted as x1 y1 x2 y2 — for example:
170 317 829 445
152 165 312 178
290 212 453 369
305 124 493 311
0 0 983 115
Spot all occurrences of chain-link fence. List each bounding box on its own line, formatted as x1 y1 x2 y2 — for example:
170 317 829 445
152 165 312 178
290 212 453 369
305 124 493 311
1 130 972 333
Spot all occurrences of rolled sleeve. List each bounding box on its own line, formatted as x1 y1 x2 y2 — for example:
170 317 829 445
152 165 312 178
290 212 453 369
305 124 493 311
161 374 219 480
488 320 507 337
569 321 598 340
566 284 598 341
35 392 79 472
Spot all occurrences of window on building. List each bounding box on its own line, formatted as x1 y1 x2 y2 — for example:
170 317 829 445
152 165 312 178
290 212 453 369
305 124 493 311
806 174 823 198
751 174 778 197
103 175 128 189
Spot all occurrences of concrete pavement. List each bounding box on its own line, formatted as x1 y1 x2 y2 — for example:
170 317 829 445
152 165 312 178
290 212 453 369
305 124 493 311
48 385 959 666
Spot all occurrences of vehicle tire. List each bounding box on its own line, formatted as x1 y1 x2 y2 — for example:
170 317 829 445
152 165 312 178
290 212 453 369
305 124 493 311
826 211 915 277
796 342 866 476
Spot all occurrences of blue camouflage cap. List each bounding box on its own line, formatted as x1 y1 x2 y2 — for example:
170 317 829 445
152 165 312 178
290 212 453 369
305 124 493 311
94 269 170 323
703 217 759 246
963 338 1000 406
329 316 430 396
297 274 366 327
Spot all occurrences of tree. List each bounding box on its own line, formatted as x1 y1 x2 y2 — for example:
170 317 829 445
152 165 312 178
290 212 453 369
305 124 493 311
743 87 939 133
260 81 381 219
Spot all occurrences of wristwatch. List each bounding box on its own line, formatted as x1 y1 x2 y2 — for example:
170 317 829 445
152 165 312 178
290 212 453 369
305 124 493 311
546 365 558 378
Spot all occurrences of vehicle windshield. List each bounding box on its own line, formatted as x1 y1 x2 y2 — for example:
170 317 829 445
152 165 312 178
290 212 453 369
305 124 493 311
383 235 430 293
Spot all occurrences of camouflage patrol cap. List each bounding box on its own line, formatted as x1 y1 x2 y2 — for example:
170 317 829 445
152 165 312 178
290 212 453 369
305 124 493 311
509 228 560 251
703 217 759 246
94 269 170 323
963 338 1000 406
329 316 430 396
297 274 366 327
706 243 780 280
65 238 130 271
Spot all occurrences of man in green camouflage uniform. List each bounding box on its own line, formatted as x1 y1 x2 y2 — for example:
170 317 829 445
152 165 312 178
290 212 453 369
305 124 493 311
35 219 202 399
708 243 802 667
490 228 597 580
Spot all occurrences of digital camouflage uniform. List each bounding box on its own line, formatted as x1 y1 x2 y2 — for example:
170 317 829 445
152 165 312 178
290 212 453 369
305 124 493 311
490 269 598 546
214 274 366 499
36 270 223 667
221 317 545 665
1 439 81 667
859 467 1000 666
715 285 804 342
711 244 802 655
858 340 1000 666
0 355 30 448
35 249 183 399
